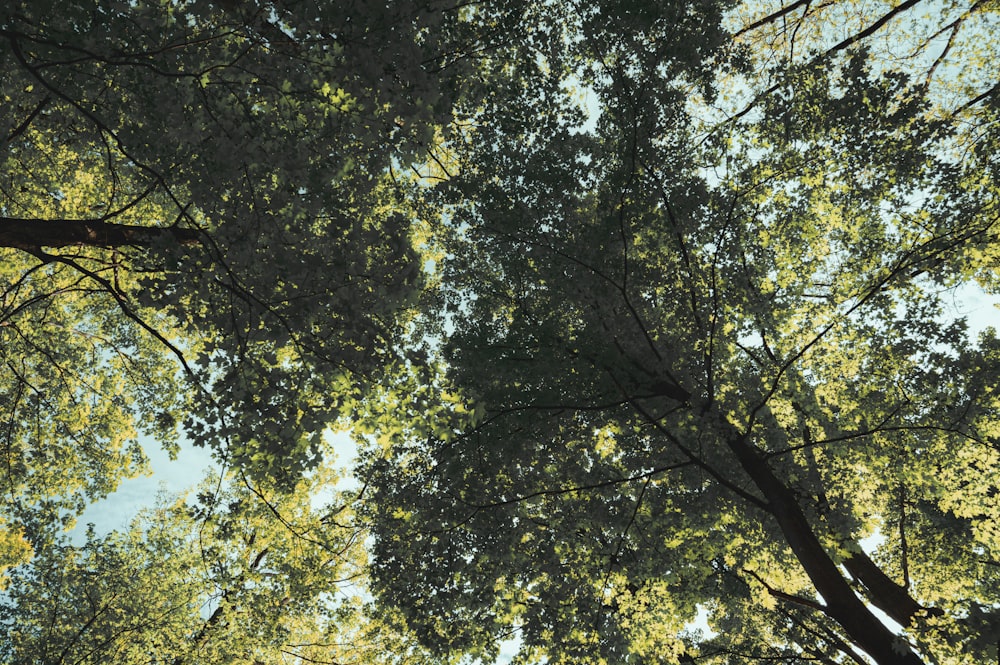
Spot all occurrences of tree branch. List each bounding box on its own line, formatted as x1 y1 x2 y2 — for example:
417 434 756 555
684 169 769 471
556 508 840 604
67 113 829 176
0 217 200 251
744 568 826 612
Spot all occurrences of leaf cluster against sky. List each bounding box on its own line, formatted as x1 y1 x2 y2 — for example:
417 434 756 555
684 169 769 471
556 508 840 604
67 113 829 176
1 1 1000 664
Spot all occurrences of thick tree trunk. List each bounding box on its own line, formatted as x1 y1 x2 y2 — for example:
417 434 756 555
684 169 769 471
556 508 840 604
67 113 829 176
726 434 924 665
803 448 939 628
843 550 941 628
0 216 200 251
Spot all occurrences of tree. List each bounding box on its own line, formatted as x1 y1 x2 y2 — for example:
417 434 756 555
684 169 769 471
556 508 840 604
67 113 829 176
0 459 434 665
0 0 529 556
3 0 1000 663
359 1 1000 663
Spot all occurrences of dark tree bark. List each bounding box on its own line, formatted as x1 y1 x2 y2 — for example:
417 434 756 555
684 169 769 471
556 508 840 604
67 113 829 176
0 217 200 251
843 550 942 628
726 434 924 665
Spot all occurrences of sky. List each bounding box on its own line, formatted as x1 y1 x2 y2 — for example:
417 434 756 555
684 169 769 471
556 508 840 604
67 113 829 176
76 427 362 537
75 436 217 537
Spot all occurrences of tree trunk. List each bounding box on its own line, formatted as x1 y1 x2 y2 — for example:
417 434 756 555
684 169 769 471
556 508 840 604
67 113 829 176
726 434 924 665
843 550 941 628
0 216 200 251
805 450 938 628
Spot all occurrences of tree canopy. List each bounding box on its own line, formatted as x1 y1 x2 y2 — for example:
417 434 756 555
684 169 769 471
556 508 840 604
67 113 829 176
2 0 999 664
0 0 479 541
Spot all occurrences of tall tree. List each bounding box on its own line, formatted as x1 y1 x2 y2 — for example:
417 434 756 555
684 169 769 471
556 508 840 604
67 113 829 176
3 0 1000 662
360 1 1000 663
0 0 527 556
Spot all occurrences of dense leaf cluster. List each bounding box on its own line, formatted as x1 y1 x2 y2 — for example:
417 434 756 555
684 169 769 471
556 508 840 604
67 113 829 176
1 0 999 664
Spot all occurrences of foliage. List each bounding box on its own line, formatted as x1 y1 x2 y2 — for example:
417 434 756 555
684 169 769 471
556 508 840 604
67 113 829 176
358 1 1000 664
0 462 405 665
0 0 506 552
2 0 1000 664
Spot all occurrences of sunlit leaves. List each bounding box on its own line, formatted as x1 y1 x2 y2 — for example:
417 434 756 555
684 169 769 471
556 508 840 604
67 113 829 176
0 0 487 502
0 461 376 665
359 1 1000 664
2 0 999 663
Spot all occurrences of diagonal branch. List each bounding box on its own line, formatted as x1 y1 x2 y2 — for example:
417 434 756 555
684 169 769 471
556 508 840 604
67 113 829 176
4 94 51 144
743 568 826 612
